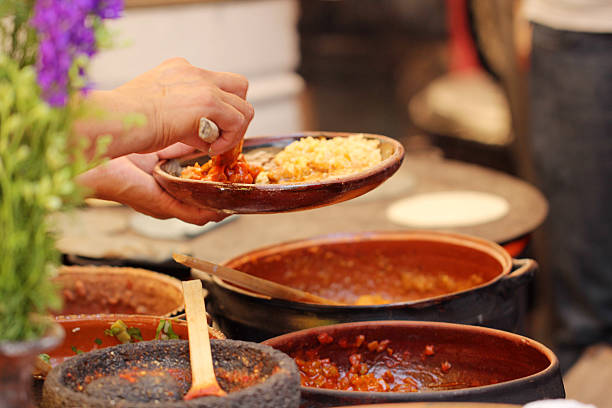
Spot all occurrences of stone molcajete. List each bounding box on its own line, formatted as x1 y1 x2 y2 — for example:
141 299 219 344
42 339 300 408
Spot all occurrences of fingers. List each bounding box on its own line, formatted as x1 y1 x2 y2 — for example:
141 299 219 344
203 70 249 99
78 156 226 226
141 58 254 155
202 94 247 134
134 191 226 226
208 91 254 156
157 143 198 159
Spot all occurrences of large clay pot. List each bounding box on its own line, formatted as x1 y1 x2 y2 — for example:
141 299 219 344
263 321 565 407
52 266 184 316
0 322 64 408
204 231 536 341
42 339 300 408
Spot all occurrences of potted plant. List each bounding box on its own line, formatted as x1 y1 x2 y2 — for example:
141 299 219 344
0 1 122 406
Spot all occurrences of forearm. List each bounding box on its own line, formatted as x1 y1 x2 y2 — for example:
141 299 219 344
74 89 154 159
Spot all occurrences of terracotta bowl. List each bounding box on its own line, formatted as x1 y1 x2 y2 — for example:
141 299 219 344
263 321 565 407
153 132 405 214
39 314 224 375
204 231 537 341
53 266 184 317
42 339 300 408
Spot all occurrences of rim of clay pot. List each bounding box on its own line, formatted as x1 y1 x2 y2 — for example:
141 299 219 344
54 313 225 340
217 230 513 308
263 320 560 399
34 314 224 380
54 265 185 317
42 339 300 408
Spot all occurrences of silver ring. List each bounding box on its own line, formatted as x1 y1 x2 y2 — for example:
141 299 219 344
198 117 219 143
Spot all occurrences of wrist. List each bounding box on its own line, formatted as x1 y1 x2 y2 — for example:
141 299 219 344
76 89 153 158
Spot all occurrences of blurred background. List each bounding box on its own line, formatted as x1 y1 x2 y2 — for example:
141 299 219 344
91 0 526 175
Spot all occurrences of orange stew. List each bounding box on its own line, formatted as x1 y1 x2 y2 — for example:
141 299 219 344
292 333 454 392
180 141 261 184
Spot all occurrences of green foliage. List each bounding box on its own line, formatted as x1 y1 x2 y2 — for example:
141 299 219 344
0 0 37 68
0 0 120 342
0 56 95 341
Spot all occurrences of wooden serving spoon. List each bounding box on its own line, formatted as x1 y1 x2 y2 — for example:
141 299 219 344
174 253 344 306
182 279 227 400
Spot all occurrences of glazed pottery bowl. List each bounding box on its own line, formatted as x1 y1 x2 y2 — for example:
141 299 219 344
263 321 565 407
35 314 224 377
53 266 184 316
203 231 536 341
42 339 300 408
153 132 404 214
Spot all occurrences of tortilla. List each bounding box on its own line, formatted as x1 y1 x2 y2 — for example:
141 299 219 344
386 190 510 228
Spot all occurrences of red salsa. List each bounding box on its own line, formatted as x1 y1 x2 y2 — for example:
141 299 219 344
291 333 455 392
181 141 261 184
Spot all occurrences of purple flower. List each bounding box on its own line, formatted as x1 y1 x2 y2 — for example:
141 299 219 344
31 0 123 106
94 0 123 19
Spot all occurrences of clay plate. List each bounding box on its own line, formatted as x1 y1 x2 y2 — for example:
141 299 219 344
153 132 405 214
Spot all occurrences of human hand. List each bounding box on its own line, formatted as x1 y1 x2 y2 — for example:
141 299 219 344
83 58 254 159
77 143 225 225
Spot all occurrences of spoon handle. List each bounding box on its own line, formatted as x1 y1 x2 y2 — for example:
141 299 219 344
174 253 343 306
182 280 226 399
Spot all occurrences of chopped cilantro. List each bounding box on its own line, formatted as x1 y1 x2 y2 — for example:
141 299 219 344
127 327 143 341
71 346 84 355
155 319 179 340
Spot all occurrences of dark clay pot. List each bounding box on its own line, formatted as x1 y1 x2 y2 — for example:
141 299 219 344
42 339 300 408
204 231 536 342
263 321 565 407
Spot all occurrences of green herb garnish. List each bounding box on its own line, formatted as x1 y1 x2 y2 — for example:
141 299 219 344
155 319 179 340
126 327 143 341
39 353 51 364
94 338 102 345
105 320 143 343
71 346 84 355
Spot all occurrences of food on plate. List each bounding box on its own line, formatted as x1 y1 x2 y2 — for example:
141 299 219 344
180 140 262 183
180 135 382 184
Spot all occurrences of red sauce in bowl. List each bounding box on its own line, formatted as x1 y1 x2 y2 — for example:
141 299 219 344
291 332 461 392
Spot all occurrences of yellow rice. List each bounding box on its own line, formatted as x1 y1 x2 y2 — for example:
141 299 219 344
256 134 382 184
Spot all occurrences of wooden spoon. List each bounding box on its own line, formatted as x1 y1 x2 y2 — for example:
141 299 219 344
173 253 344 306
182 279 226 400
